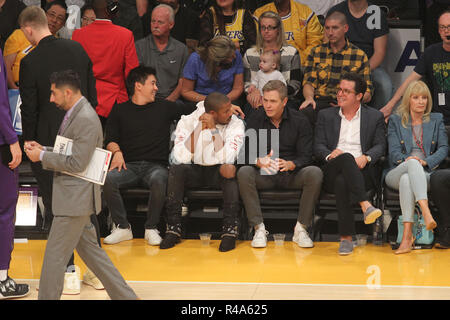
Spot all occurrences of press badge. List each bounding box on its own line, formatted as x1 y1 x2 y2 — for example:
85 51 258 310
438 93 445 106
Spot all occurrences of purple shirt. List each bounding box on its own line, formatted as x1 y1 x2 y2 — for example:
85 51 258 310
0 49 18 146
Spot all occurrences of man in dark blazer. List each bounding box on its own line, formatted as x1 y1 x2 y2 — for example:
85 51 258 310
18 6 97 230
314 73 386 255
25 70 137 300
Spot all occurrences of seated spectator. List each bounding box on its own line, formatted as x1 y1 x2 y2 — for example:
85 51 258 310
142 0 200 54
385 80 448 254
181 35 244 105
0 0 26 52
328 0 393 111
237 80 322 249
431 168 450 249
198 0 257 55
135 4 188 103
314 73 385 256
72 0 139 126
295 0 344 17
45 1 69 38
160 92 245 252
112 0 144 41
253 0 323 67
249 50 286 96
299 11 373 126
102 66 197 245
381 10 450 125
243 11 301 114
3 29 34 89
80 4 96 27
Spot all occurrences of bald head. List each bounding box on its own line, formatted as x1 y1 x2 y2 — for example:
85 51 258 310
92 0 116 19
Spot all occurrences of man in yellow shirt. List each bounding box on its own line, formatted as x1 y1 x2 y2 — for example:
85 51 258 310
3 29 33 89
254 0 324 66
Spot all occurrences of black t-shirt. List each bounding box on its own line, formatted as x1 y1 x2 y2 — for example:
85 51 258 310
414 42 450 125
328 1 389 59
105 99 196 165
0 0 26 51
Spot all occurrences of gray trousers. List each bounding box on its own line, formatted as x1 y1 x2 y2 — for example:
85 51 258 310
237 165 323 228
38 215 137 300
385 159 430 223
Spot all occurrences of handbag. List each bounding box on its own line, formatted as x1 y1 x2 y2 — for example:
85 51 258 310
397 209 434 245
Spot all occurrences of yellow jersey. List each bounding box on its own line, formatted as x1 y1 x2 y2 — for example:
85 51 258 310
3 29 34 84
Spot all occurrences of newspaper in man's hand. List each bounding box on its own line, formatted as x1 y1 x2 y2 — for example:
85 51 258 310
53 135 111 185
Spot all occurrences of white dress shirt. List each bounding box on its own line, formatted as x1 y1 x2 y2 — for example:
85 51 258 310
170 101 245 166
326 105 363 161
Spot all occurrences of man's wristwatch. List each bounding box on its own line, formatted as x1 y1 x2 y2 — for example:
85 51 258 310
365 154 372 163
210 128 219 135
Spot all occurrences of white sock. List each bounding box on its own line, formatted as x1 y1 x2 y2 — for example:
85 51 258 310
0 270 7 281
255 223 265 231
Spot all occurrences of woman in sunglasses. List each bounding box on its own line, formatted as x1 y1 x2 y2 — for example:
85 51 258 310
181 35 244 105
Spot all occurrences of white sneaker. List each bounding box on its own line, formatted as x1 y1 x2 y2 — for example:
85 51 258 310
63 266 80 295
104 226 133 244
292 225 314 248
145 229 162 246
251 228 268 248
83 268 104 290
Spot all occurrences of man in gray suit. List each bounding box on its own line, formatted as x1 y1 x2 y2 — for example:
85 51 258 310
25 70 137 300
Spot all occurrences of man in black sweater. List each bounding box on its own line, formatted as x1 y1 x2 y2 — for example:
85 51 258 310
103 66 195 246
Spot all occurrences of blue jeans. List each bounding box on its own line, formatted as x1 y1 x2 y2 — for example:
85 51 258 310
103 161 168 229
369 67 394 110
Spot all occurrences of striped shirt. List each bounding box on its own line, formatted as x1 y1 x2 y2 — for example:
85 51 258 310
303 39 373 100
243 45 302 97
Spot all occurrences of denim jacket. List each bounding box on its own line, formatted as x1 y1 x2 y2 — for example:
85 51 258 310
387 113 448 172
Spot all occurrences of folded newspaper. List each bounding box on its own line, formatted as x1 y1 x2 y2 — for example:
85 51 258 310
53 135 111 185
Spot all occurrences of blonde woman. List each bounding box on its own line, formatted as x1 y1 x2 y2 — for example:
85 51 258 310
385 80 448 254
181 35 244 104
242 11 301 112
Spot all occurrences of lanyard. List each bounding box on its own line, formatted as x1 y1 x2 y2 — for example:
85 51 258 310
412 124 426 156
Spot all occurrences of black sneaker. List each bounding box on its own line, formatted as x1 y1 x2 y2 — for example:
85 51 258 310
160 232 180 249
0 277 30 300
436 228 450 249
219 236 236 252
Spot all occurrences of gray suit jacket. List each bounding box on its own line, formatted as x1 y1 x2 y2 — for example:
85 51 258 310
41 97 103 217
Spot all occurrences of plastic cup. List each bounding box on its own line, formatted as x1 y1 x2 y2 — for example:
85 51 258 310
199 233 212 246
356 234 368 246
273 233 285 246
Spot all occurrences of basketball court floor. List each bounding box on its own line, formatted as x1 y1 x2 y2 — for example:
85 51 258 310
8 238 450 300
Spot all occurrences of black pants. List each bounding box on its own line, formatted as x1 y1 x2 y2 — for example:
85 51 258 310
300 97 336 128
430 169 450 231
165 164 240 229
322 153 374 236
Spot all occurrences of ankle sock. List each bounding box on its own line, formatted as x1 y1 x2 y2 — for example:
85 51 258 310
0 270 7 281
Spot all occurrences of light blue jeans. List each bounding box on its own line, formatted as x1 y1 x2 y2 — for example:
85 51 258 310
369 67 394 110
385 159 430 223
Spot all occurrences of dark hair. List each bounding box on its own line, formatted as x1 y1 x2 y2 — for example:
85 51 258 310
46 0 69 21
46 0 68 12
341 73 367 96
49 70 81 92
125 66 157 97
81 4 95 18
211 0 238 36
204 92 230 113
